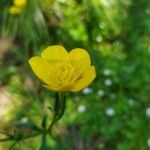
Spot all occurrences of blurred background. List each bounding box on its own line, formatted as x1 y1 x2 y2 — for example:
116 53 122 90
0 0 150 149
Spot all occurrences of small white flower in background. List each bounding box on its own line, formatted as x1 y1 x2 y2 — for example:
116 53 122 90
58 0 66 3
77 104 87 113
145 9 150 14
96 35 103 42
105 108 115 117
82 87 93 95
110 93 116 100
147 138 150 147
128 98 135 106
103 68 111 76
97 89 105 97
99 22 106 29
20 117 28 123
145 107 150 117
104 79 112 86
101 0 112 7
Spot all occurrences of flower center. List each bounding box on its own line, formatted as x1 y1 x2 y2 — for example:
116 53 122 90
50 63 80 90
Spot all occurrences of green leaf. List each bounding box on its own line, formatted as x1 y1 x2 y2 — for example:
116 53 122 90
42 115 47 129
47 106 54 114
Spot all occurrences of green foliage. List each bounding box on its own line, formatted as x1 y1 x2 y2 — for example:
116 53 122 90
0 0 150 149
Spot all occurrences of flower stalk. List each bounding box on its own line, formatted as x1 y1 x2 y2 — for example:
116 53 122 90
48 92 66 135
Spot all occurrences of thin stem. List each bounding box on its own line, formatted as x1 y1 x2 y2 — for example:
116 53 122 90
0 132 41 143
21 132 41 140
47 92 66 135
9 142 18 150
0 138 12 142
40 133 47 150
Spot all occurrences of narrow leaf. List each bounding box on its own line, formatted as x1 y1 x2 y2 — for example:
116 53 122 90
41 115 47 129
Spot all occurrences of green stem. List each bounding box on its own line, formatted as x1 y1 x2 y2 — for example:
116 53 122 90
0 132 41 143
9 142 18 150
39 133 47 150
47 92 66 135
22 132 41 140
0 138 12 142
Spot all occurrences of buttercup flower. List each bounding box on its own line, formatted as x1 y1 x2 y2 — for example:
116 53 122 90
13 0 27 7
28 45 96 92
9 6 22 14
9 0 27 15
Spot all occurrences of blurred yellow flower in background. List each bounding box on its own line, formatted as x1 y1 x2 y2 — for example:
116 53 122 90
9 6 22 15
13 0 27 7
9 0 27 15
28 45 96 92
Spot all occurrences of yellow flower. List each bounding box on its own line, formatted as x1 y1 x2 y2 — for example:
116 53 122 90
9 6 22 14
9 0 27 15
28 45 96 92
13 0 27 7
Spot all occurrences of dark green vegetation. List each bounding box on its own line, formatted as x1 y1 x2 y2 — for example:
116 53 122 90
0 0 150 149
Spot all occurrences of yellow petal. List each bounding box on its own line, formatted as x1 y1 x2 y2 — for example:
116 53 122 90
28 56 51 85
71 66 96 92
41 45 69 62
43 84 71 92
43 85 60 92
69 48 91 72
